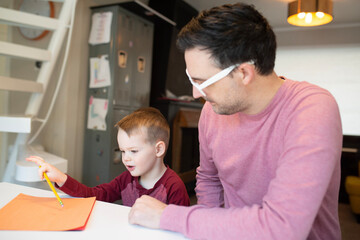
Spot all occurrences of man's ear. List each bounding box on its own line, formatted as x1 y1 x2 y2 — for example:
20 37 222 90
155 141 166 158
237 62 255 86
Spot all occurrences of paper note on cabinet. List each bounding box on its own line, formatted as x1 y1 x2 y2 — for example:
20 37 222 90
89 55 111 88
88 12 112 45
87 96 108 131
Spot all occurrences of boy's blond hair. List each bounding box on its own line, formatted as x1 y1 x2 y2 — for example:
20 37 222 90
115 107 170 149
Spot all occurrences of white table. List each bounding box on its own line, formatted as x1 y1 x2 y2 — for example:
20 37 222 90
0 182 187 240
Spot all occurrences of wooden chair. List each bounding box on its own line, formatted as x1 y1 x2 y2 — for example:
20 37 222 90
172 107 201 184
346 161 360 223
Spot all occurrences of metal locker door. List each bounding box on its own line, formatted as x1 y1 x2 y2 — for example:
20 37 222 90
130 17 154 108
113 7 136 107
83 5 118 187
109 108 134 180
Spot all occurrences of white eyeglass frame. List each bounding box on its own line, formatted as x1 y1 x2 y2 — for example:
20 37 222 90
185 64 239 96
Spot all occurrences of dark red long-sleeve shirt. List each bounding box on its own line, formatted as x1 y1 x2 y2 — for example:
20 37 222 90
57 166 190 207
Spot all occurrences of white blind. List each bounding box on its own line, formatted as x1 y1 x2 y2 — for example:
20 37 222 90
275 44 360 136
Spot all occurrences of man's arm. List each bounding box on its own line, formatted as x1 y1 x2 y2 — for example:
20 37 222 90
196 103 224 207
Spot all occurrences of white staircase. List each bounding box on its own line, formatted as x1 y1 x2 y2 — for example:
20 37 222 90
0 0 77 183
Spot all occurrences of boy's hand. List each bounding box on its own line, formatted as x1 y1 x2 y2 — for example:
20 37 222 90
26 156 67 187
128 195 167 229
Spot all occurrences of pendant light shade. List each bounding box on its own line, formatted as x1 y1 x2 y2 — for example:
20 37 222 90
288 0 333 27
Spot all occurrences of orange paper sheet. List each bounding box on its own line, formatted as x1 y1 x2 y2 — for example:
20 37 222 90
0 193 96 231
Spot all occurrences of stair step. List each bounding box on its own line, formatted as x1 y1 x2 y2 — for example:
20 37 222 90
0 7 58 30
0 115 32 133
0 41 51 61
0 76 43 93
44 0 65 2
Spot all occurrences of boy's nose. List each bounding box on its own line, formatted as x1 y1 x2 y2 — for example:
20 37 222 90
122 153 130 162
192 86 203 99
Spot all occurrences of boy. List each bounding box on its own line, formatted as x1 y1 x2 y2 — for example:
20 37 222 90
26 107 190 207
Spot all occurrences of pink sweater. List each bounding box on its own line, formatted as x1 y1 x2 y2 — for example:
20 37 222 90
160 79 342 240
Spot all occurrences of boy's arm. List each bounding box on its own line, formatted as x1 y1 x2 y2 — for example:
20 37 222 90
58 173 124 202
26 156 67 186
26 155 123 202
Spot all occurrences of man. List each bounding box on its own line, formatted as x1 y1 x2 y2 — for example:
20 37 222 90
129 3 342 239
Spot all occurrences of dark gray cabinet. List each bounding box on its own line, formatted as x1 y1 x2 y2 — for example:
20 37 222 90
83 5 154 186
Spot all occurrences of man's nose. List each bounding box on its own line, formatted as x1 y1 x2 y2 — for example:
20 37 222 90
192 86 203 99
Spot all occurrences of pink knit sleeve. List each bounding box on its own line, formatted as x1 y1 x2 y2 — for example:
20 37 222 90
195 103 224 207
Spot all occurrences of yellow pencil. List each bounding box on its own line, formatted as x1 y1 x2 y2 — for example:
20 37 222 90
40 166 64 207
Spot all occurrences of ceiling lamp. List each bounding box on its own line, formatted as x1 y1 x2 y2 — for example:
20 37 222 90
287 0 333 27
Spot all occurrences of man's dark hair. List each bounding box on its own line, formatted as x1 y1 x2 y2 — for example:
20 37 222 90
177 3 276 75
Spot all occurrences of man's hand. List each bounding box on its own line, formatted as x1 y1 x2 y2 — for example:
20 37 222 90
128 195 167 229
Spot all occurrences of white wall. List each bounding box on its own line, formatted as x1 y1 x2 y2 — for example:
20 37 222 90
4 0 128 182
274 25 360 136
0 0 12 180
40 0 130 181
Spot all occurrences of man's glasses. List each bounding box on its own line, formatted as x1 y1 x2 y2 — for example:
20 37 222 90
185 64 239 96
